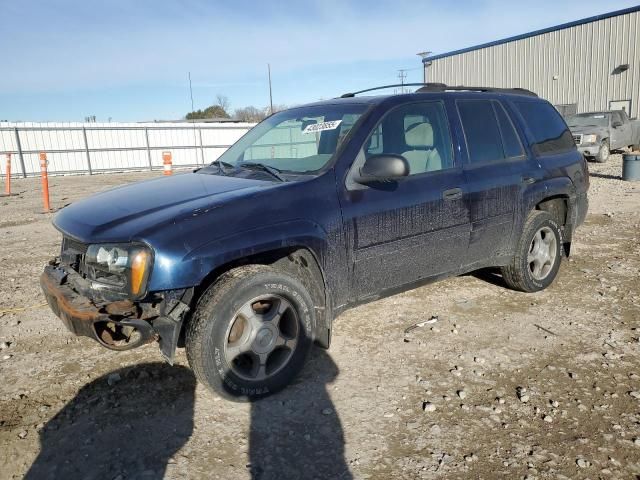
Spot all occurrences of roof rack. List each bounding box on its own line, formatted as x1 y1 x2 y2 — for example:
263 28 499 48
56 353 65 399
340 83 537 98
415 84 538 97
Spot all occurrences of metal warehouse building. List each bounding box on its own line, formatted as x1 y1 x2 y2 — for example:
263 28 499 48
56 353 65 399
423 6 640 118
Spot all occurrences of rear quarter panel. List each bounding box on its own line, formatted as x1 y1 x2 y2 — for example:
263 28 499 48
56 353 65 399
504 96 588 241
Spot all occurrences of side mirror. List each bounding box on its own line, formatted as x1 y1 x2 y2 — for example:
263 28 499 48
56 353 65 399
353 154 409 185
612 121 623 128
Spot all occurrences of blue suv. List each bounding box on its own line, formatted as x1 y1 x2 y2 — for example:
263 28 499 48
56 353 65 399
41 84 589 400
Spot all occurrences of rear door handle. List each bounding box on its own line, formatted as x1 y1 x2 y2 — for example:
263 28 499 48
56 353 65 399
443 187 463 200
522 176 536 185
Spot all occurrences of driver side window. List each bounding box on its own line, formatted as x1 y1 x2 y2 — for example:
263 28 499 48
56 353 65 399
363 102 454 176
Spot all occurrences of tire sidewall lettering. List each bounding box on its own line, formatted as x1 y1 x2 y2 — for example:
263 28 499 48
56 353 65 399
264 283 313 333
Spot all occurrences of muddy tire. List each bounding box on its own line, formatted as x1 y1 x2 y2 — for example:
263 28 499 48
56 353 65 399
595 140 610 163
501 211 562 292
185 265 314 401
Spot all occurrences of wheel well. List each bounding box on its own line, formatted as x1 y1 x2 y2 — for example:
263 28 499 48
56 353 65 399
536 196 571 255
186 247 329 347
536 197 568 227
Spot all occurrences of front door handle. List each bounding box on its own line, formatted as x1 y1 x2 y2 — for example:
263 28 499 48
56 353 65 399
522 176 536 185
443 187 463 200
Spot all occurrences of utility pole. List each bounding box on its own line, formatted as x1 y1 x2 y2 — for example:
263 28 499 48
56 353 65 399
188 72 195 114
397 69 408 93
267 64 274 115
188 72 200 164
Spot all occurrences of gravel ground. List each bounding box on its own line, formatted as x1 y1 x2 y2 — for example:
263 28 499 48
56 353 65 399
1 156 639 479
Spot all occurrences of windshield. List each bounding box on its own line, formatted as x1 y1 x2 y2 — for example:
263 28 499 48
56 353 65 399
202 104 367 176
566 113 609 127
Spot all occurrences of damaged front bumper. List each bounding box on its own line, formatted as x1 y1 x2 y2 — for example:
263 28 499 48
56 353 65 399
577 143 600 157
40 261 192 363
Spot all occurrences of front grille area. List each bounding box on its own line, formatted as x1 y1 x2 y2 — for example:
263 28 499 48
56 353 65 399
62 236 88 254
573 134 582 145
61 236 88 272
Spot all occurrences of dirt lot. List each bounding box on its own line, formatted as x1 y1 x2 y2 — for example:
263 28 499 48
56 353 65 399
1 157 639 479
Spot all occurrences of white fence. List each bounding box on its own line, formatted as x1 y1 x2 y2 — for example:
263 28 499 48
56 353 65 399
0 121 254 177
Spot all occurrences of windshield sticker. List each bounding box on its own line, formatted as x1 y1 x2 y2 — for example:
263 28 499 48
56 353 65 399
302 120 342 134
592 115 606 118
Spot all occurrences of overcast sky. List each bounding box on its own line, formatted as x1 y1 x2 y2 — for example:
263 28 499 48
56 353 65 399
1 0 638 121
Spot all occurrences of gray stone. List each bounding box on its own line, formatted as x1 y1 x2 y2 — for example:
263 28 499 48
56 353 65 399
422 401 436 413
576 458 590 468
107 373 121 386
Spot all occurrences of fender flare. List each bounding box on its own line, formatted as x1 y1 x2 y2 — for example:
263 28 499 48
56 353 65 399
165 220 333 348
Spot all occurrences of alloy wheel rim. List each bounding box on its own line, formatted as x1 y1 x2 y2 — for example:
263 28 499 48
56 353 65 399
223 294 299 381
527 226 557 281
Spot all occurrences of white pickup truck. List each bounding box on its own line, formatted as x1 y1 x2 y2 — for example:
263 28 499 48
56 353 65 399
566 110 640 162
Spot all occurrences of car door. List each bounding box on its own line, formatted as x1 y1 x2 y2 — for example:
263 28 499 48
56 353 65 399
612 111 633 149
338 100 470 301
456 98 537 268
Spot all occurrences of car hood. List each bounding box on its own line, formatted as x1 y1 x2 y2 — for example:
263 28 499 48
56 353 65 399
53 173 273 243
568 125 608 136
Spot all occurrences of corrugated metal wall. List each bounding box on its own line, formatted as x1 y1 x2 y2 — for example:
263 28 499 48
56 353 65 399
426 10 640 118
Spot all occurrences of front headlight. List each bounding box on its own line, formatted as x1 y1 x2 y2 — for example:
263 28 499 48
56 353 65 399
85 243 153 298
582 134 598 144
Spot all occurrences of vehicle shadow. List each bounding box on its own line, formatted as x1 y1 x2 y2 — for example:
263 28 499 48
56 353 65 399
248 349 352 480
588 172 621 180
25 362 196 480
469 267 509 289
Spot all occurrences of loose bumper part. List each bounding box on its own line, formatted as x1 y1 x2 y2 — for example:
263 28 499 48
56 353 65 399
40 265 157 351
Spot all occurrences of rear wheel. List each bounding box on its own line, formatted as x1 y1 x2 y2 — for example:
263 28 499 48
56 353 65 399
595 140 610 163
186 265 314 401
501 211 562 292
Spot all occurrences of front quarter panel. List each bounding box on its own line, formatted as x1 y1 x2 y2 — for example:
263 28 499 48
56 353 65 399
149 220 330 292
141 173 347 304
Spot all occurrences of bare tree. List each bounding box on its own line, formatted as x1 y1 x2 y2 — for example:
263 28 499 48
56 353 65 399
233 106 267 123
216 94 231 113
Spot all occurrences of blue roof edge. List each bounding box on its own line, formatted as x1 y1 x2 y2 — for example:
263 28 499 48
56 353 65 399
423 5 640 62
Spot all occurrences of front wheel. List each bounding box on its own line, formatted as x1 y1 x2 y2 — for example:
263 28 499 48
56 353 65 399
501 211 562 292
595 140 610 163
185 265 314 401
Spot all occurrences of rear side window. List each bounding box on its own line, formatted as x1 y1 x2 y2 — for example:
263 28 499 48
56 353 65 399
457 100 524 164
457 100 504 164
515 101 575 155
494 103 524 158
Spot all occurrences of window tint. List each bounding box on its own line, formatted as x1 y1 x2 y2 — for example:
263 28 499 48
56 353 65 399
494 103 524 158
458 100 504 164
515 101 575 155
363 102 453 175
